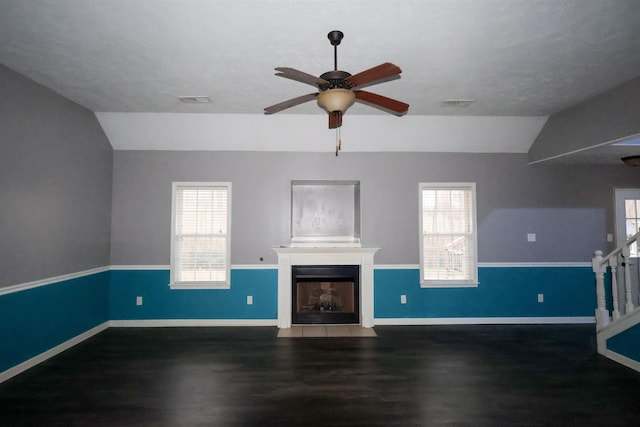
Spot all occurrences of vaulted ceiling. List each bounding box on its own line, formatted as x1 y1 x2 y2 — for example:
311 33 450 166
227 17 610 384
2 0 639 158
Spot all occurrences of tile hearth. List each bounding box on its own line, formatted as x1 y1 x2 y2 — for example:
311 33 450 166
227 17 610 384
277 325 377 338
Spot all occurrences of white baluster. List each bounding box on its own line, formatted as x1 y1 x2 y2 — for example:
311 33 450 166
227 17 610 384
622 246 635 314
592 250 609 328
609 258 620 321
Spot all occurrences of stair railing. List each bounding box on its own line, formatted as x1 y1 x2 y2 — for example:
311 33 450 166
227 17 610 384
592 230 640 330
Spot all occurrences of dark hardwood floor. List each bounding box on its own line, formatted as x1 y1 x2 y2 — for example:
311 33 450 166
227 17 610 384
1 324 639 426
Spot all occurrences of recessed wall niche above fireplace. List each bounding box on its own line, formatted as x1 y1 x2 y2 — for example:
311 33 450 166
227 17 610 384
291 180 360 247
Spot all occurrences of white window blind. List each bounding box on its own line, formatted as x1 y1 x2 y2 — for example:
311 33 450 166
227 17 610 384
171 183 231 289
420 183 478 286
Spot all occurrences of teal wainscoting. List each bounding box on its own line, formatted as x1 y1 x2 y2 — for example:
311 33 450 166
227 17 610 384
607 323 640 363
0 271 109 373
109 269 278 320
374 266 595 319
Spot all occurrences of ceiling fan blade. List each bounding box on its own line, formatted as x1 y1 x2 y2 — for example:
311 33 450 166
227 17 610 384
350 74 401 90
275 67 329 87
328 111 342 129
345 63 402 89
354 90 409 116
264 93 319 114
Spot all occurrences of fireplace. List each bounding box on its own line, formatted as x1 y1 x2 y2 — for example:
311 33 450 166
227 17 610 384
292 265 359 324
272 247 378 328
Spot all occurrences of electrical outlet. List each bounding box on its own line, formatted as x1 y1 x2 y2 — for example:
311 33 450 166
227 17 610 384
607 233 613 242
537 294 544 303
401 295 407 304
247 295 253 305
527 233 536 242
136 296 143 306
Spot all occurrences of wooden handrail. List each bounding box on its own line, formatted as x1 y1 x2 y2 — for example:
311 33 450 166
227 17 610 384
593 229 640 329
598 230 640 268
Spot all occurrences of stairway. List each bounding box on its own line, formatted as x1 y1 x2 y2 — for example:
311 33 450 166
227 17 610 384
593 231 640 372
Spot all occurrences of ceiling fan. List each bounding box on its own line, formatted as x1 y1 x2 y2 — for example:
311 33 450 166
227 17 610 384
264 30 409 130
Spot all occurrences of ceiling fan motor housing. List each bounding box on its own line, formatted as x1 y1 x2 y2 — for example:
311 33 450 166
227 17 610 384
319 70 353 90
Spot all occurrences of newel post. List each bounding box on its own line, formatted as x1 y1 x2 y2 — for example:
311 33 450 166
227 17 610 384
592 250 609 328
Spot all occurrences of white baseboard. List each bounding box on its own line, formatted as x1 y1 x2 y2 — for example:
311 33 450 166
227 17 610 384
596 309 640 370
109 319 278 327
1 320 276 382
0 316 595 383
596 307 640 340
0 321 109 384
374 316 596 326
600 349 640 373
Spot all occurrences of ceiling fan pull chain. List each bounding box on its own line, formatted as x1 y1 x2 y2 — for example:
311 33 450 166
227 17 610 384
335 128 339 156
338 126 342 151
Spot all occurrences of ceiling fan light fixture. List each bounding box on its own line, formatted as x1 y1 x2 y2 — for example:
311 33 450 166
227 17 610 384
317 88 356 113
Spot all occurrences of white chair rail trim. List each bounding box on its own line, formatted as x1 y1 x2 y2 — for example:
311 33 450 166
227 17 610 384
0 266 110 296
375 262 591 269
1 262 593 296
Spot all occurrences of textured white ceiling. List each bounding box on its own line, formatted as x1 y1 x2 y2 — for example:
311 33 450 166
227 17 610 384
2 0 639 155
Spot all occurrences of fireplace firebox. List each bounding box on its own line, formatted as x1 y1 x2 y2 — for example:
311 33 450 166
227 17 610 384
291 265 360 324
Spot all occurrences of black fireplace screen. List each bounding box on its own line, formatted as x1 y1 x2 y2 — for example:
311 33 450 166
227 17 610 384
292 265 359 324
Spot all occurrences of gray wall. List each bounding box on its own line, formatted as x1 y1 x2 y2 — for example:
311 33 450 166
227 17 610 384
110 151 640 266
0 66 113 287
529 76 640 163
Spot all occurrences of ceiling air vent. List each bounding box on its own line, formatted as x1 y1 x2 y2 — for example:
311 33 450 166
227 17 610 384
179 96 211 104
441 99 475 107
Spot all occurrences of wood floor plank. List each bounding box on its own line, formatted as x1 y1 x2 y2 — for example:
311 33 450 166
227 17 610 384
1 325 639 426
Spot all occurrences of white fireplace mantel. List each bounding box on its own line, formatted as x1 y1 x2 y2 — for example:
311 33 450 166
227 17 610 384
272 247 379 329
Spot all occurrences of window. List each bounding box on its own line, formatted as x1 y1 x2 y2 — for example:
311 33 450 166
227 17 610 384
419 183 478 287
170 182 231 289
625 198 640 257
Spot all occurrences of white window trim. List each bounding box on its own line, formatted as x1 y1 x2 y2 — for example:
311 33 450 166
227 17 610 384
170 182 232 290
419 182 479 288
